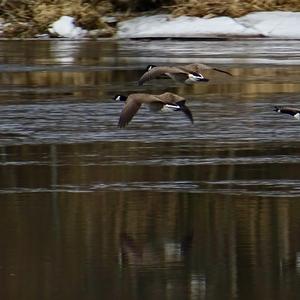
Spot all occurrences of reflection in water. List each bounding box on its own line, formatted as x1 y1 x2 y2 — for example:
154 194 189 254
0 40 300 104
0 39 300 300
1 142 300 299
119 231 193 267
0 66 300 101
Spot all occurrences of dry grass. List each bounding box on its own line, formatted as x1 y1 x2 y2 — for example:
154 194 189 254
0 0 113 37
171 0 300 18
0 0 299 37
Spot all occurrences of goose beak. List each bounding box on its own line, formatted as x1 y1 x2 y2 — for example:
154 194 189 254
201 78 209 82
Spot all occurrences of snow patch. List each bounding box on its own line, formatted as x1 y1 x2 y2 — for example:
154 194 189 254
117 14 260 38
117 11 300 39
48 16 87 39
237 11 300 39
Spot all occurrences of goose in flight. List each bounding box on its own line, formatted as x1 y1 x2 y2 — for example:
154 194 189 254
138 63 232 85
274 106 300 119
114 92 194 127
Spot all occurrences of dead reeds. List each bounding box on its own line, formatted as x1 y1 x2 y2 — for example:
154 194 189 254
0 0 113 37
171 0 300 18
0 0 299 37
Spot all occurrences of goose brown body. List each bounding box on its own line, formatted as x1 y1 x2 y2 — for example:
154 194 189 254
116 92 193 128
180 63 232 76
138 63 232 85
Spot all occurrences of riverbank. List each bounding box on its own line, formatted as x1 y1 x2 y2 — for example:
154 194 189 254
117 11 300 39
0 0 299 39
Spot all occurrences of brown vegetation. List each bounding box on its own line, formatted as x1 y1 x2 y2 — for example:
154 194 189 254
0 0 113 37
171 0 300 18
0 0 299 37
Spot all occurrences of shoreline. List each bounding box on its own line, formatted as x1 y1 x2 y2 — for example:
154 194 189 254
116 11 300 39
0 11 300 40
0 37 299 41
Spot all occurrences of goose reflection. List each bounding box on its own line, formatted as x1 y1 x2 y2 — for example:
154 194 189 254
119 232 193 268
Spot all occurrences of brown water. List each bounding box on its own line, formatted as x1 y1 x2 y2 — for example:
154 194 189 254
1 39 300 300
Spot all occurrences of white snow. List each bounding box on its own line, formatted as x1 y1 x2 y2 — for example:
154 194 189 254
48 16 87 39
237 11 300 39
117 11 300 39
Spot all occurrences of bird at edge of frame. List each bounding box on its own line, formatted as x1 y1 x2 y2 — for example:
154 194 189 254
114 92 194 128
138 63 233 86
274 106 300 119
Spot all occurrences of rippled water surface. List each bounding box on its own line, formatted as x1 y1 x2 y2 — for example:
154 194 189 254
1 39 300 300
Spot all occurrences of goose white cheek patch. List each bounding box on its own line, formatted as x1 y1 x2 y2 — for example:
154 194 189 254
188 73 204 81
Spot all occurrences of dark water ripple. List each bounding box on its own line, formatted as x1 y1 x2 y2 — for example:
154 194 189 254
1 40 300 300
0 179 299 197
0 98 300 145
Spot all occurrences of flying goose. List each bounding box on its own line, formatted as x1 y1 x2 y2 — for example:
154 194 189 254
114 92 193 127
274 106 300 119
138 63 232 86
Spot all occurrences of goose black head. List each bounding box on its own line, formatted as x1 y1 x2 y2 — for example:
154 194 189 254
274 106 280 112
146 64 157 71
114 95 127 102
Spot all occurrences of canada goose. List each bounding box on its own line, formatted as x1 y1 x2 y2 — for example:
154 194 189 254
138 63 232 85
274 106 300 119
114 92 193 127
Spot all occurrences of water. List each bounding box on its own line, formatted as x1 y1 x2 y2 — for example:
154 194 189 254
0 39 300 300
